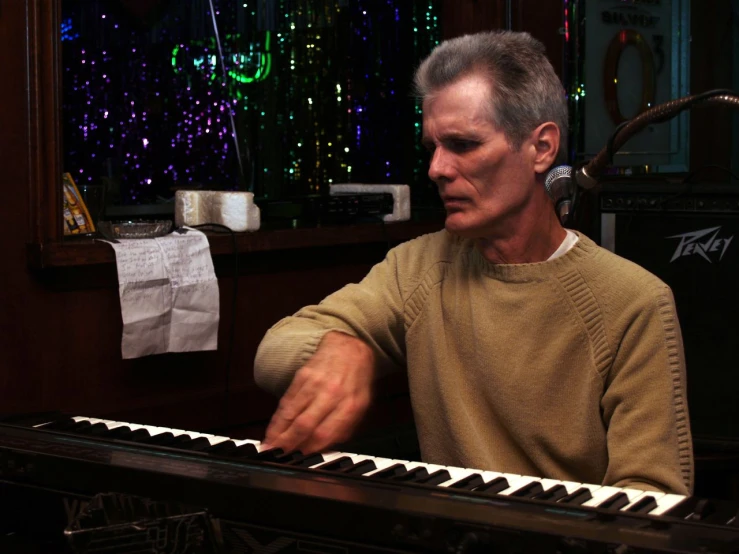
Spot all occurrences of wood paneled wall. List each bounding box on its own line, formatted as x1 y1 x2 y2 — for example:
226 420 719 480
0 1 432 438
690 0 736 178
441 0 565 79
2 0 735 443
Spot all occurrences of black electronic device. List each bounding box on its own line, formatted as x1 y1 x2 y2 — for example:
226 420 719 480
2 416 739 553
599 181 739 447
258 193 395 227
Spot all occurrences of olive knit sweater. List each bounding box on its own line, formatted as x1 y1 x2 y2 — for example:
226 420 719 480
254 231 693 495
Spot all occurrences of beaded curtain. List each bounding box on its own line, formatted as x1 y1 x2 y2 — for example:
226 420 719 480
61 0 441 207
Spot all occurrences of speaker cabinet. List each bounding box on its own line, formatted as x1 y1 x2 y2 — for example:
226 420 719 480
599 183 739 446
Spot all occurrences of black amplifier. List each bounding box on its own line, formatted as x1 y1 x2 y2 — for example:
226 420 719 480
598 182 739 446
600 182 739 214
258 193 395 227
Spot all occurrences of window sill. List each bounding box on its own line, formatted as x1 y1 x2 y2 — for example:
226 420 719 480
27 219 445 269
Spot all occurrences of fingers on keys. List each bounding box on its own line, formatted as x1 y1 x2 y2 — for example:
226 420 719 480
264 371 313 446
263 371 370 454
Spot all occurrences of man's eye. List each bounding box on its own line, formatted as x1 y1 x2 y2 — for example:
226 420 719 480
448 140 477 153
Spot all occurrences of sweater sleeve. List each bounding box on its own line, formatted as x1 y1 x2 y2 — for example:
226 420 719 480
254 247 408 396
600 282 694 495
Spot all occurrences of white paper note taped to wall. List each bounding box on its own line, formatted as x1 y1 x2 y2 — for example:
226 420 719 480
106 227 219 359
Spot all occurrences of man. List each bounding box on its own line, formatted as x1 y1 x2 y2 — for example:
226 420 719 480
254 30 693 495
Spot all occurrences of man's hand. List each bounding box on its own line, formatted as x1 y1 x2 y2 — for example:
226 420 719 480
262 331 375 454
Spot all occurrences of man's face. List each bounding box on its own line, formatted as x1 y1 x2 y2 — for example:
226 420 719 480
422 73 538 239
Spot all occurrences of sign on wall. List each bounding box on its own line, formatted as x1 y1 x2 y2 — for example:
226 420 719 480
581 0 690 171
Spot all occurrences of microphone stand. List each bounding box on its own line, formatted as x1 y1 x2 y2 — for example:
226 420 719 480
575 89 739 191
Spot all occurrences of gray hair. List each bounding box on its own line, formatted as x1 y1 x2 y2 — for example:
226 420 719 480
414 30 568 163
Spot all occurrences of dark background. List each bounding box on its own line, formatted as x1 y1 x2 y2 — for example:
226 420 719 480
2 0 738 501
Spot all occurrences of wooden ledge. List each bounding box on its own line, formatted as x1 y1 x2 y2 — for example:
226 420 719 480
27 219 445 268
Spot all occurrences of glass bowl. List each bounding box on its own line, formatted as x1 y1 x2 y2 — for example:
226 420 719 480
97 219 173 240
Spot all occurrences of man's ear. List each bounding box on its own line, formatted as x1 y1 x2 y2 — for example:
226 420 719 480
530 122 560 174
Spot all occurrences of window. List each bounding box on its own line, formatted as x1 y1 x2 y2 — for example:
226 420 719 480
61 0 441 219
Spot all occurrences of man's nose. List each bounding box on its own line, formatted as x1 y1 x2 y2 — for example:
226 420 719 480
428 148 453 184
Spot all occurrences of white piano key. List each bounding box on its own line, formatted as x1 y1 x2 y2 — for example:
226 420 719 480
396 460 431 471
190 432 230 446
96 419 130 430
615 488 653 504
648 493 688 516
130 424 175 435
73 417 128 430
81 417 104 425
233 438 267 451
414 462 451 475
582 485 644 508
164 427 209 439
330 452 369 465
309 452 370 471
119 422 154 432
140 427 169 437
100 420 140 431
99 419 160 434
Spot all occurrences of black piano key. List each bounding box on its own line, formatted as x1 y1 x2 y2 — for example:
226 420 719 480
272 451 305 464
130 429 152 441
598 492 630 511
68 420 94 432
43 418 82 431
449 474 485 491
392 467 430 483
532 484 568 502
558 487 592 506
315 456 354 471
686 498 716 521
474 476 510 494
229 443 259 458
69 421 100 433
287 453 324 468
140 432 177 446
371 463 408 479
674 497 737 526
1 412 66 427
728 509 739 527
204 440 238 455
341 460 377 475
255 448 285 462
177 437 213 452
169 434 198 448
105 426 140 440
626 495 658 514
94 423 117 436
509 481 545 498
81 423 112 436
104 425 131 438
417 469 452 486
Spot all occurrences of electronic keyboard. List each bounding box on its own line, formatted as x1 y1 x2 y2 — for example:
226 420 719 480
1 415 738 553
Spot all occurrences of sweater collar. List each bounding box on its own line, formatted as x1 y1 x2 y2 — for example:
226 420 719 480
466 231 600 282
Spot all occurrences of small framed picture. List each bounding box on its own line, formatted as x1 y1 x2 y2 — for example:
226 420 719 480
62 172 96 235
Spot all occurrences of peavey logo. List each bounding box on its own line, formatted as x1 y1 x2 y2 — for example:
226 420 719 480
667 226 734 263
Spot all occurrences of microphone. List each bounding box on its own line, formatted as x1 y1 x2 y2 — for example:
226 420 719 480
544 165 574 224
